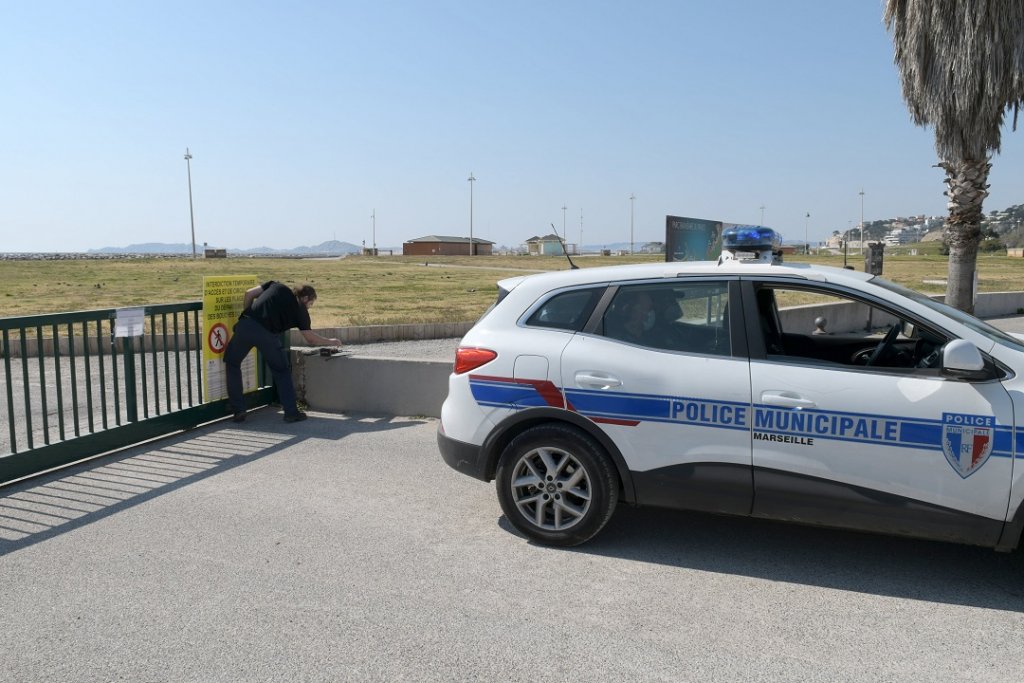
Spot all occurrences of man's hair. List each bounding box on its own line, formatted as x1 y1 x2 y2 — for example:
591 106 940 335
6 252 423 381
292 284 317 300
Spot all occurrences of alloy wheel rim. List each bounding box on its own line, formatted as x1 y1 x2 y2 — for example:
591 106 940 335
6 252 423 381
510 445 592 531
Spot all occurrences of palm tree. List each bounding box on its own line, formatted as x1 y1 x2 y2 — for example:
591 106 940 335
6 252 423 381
884 1 1024 313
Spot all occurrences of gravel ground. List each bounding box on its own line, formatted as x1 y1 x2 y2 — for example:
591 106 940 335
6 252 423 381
336 337 461 361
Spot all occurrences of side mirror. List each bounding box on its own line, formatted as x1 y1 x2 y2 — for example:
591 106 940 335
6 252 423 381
941 339 988 380
901 321 916 339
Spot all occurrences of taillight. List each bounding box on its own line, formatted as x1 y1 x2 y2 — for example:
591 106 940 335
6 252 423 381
454 347 497 374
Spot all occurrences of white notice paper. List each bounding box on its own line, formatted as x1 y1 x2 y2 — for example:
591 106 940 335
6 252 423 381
114 307 145 337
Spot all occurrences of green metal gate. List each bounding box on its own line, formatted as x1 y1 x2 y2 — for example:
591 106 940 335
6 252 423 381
0 302 277 485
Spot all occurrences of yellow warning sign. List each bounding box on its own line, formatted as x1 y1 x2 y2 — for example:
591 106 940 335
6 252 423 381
202 275 258 402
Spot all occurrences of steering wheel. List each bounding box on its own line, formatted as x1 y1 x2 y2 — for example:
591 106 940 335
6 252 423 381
865 322 901 367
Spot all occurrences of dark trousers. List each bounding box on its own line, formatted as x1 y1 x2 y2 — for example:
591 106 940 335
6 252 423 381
224 317 298 415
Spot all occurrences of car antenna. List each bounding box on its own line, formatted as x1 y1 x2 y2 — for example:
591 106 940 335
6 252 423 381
551 223 579 269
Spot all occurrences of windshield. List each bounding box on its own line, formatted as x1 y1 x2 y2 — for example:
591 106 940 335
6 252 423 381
871 276 1024 352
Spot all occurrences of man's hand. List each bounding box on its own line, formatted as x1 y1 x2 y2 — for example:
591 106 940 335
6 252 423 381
300 330 342 347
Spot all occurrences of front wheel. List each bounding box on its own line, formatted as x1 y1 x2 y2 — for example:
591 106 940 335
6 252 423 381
495 424 618 546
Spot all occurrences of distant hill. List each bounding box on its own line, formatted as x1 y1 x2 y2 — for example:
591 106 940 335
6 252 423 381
90 243 195 254
89 240 362 255
581 242 656 252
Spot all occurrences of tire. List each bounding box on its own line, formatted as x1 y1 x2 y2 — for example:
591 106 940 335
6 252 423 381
495 423 619 546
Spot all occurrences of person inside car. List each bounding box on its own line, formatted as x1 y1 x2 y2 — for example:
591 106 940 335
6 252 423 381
614 290 655 345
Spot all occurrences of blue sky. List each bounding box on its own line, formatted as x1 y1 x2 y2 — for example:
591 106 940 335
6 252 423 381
4 1 1024 252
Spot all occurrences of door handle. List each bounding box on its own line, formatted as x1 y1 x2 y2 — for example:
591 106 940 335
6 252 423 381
761 391 816 409
575 371 622 390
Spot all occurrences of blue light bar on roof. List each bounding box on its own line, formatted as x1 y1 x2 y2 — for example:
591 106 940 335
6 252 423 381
721 225 781 252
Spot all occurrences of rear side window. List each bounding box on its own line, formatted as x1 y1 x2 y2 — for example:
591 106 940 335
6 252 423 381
525 288 603 331
601 281 730 355
478 284 513 322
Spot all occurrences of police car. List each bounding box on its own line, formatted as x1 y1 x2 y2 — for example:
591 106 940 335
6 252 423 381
437 227 1024 548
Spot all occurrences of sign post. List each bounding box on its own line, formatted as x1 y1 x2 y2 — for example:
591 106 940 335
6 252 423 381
202 276 258 402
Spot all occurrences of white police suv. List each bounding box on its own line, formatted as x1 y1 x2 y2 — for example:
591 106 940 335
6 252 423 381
437 227 1024 548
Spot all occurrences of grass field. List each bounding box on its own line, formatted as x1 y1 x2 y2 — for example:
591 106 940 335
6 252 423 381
1 249 1022 327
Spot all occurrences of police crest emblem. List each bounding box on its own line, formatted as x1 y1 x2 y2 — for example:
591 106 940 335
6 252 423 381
941 412 994 478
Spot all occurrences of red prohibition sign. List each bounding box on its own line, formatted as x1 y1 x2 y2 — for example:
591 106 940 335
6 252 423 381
208 323 229 353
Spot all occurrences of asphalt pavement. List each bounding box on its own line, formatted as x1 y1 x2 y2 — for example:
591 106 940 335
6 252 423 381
2 407 1024 682
989 313 1024 335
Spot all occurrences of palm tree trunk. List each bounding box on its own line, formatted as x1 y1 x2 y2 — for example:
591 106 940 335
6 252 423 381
939 158 991 315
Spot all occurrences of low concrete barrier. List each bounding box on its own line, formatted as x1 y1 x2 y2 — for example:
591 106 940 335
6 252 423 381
779 301 899 335
293 352 453 418
4 322 476 359
3 333 203 359
779 291 1024 335
972 291 1024 318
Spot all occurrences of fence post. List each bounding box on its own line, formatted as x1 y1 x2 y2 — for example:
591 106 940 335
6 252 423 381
124 336 138 423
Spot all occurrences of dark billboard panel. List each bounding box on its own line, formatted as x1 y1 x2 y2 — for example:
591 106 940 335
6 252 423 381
665 215 730 262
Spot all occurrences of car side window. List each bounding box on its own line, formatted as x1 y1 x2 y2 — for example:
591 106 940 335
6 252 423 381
525 288 603 331
601 282 730 355
754 284 946 370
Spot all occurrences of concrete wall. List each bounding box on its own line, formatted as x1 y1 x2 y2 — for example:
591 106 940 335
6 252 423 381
293 351 453 418
779 301 899 335
778 291 1024 335
4 322 476 359
971 291 1024 318
3 333 203 359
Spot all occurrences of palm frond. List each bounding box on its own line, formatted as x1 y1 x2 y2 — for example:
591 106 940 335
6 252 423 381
884 0 1024 161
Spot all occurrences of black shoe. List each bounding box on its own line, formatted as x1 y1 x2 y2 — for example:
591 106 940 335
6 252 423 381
232 411 246 423
283 412 308 423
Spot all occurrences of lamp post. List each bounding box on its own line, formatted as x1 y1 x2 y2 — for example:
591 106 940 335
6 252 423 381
579 208 583 256
629 193 635 254
184 148 196 258
467 172 476 256
561 205 567 243
859 188 865 255
805 212 810 254
371 209 376 255
760 205 766 226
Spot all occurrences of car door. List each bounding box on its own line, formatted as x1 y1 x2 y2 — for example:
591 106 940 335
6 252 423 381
743 278 1014 545
559 278 753 516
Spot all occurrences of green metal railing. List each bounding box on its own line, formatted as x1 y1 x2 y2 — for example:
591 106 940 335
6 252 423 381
0 302 277 484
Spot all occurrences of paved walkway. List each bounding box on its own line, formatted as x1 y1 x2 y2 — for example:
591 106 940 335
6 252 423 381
988 314 1024 335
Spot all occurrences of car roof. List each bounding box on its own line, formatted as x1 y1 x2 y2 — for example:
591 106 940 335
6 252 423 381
497 260 874 294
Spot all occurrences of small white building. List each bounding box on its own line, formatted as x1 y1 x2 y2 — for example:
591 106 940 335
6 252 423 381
525 234 576 256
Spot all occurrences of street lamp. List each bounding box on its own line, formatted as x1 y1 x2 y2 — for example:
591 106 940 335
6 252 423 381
805 212 810 254
579 208 583 256
184 148 196 258
561 205 567 243
629 193 635 254
859 188 865 255
371 209 376 255
467 172 476 256
760 205 766 226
